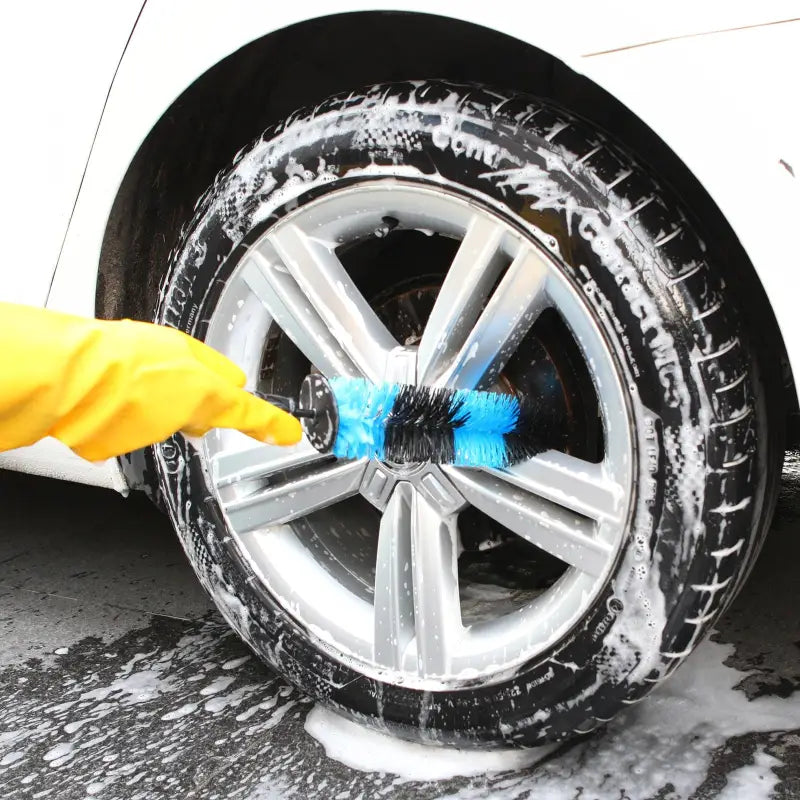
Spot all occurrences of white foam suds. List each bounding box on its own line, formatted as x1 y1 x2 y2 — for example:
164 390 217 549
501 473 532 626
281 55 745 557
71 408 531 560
161 703 198 721
79 669 169 705
715 746 782 800
304 707 554 780
304 638 800 798
199 675 236 696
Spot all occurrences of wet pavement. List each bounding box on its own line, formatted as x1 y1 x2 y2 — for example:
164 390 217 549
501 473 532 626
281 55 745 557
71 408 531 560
0 458 799 799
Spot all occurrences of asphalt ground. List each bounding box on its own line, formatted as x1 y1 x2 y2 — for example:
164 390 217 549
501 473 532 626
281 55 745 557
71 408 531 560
0 457 798 799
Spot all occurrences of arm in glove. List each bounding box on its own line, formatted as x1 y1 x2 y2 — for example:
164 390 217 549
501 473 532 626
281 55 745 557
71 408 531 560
0 302 303 461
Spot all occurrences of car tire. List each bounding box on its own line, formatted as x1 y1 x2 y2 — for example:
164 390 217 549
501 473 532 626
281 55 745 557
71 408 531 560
154 81 781 746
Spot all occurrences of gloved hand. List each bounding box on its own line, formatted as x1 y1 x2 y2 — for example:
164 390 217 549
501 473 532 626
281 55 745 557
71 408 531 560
0 302 303 461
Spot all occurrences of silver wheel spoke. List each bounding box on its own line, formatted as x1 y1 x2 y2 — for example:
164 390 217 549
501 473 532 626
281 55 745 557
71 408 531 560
410 487 462 676
490 451 626 523
373 484 463 676
373 483 416 669
241 250 360 379
264 224 398 382
212 443 327 488
441 246 550 390
222 460 367 533
444 467 612 577
417 215 507 385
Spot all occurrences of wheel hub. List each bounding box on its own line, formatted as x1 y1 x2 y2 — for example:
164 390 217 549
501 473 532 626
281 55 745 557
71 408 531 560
382 460 425 478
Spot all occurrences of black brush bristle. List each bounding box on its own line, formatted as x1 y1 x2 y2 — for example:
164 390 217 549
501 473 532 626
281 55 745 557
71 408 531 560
383 385 465 464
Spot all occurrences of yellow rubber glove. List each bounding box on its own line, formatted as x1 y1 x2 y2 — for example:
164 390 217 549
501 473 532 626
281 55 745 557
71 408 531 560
0 302 303 461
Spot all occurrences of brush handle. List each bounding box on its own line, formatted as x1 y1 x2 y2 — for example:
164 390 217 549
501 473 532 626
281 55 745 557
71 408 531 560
252 391 317 420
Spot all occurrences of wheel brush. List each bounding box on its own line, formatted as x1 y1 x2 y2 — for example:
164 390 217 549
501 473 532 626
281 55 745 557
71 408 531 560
260 375 551 469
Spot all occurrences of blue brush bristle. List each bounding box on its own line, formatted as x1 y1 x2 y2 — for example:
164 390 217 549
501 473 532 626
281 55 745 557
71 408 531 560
452 431 511 468
452 390 519 433
329 377 398 461
451 390 520 468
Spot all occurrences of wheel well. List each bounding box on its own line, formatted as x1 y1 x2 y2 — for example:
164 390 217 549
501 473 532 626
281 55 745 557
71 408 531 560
97 10 796 439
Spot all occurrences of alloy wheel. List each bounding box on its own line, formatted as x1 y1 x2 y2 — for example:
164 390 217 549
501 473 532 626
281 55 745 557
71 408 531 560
202 181 634 690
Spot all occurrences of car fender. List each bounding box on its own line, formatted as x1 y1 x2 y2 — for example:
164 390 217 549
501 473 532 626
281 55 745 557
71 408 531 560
34 1 800 487
0 0 142 307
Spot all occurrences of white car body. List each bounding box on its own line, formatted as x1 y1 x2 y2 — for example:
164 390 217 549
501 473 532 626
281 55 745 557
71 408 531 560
2 0 799 490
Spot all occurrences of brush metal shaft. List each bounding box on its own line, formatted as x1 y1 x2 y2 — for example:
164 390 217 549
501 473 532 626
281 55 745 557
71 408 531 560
252 391 317 419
